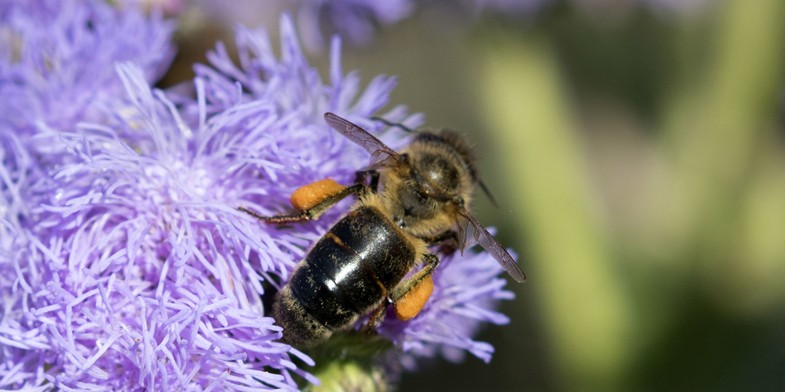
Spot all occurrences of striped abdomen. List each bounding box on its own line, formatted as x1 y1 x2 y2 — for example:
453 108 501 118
273 205 416 346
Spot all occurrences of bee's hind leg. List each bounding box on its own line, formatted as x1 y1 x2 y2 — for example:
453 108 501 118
362 301 390 335
389 253 440 322
362 253 439 332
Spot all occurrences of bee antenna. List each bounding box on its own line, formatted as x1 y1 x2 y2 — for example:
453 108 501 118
371 116 416 133
479 180 499 208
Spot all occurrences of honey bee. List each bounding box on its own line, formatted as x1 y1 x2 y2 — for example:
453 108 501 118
240 112 525 347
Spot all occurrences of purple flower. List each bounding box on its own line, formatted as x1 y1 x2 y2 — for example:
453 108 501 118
0 0 174 150
195 14 515 371
193 16 422 213
1 6 516 390
0 3 313 389
1 59 321 388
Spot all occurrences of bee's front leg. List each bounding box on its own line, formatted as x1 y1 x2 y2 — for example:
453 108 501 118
354 169 380 193
239 181 367 223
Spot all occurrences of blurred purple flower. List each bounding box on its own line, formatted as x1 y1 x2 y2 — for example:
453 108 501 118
195 0 413 52
294 0 414 51
0 4 516 390
0 0 174 144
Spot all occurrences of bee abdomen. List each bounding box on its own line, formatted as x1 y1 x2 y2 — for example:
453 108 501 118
289 206 416 331
272 285 332 346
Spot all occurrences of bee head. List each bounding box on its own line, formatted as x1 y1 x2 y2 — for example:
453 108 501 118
396 130 476 212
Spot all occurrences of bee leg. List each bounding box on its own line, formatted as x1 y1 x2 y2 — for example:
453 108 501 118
420 230 460 255
238 183 367 223
363 300 390 334
363 254 439 330
354 169 380 193
421 230 458 245
391 253 439 301
390 253 440 321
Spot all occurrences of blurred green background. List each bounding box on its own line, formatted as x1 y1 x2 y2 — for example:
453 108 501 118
171 0 785 390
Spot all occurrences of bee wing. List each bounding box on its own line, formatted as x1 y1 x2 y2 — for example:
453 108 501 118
459 210 526 283
324 112 401 168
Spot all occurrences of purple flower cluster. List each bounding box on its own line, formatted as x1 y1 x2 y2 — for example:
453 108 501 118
0 0 174 145
1 1 515 390
196 0 414 52
294 0 414 51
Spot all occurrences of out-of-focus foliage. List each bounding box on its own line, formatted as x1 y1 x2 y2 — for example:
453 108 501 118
165 0 785 390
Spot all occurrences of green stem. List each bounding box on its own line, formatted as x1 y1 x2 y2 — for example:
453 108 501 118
479 35 631 391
